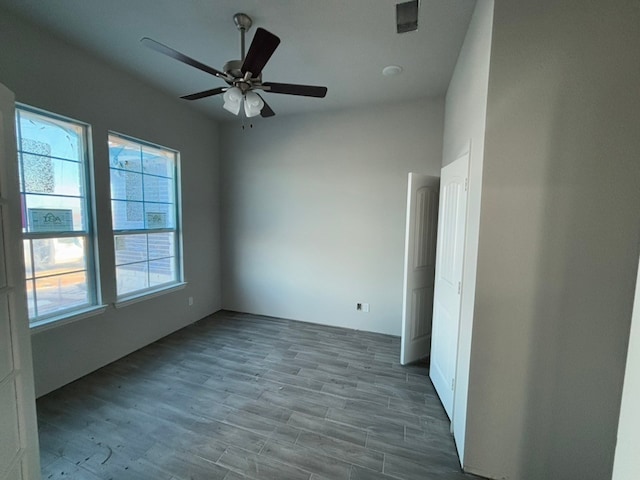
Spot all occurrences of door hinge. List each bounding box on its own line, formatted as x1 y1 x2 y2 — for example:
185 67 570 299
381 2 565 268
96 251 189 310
457 281 461 294
464 178 469 191
451 378 455 390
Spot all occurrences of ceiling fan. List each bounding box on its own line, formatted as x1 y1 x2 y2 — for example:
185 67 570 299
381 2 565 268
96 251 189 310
141 13 328 118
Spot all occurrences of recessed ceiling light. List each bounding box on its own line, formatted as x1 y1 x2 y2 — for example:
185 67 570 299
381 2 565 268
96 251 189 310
382 65 403 76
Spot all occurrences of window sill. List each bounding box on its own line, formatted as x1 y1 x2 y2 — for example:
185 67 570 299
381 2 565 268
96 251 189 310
114 282 187 309
30 304 109 334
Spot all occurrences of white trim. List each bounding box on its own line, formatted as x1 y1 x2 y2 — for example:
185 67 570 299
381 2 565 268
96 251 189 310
0 369 17 389
30 304 109 333
114 282 187 309
0 285 14 296
0 447 25 480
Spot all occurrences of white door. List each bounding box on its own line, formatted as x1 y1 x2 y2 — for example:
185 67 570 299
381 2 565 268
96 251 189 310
612 255 640 480
430 152 469 419
401 173 439 365
0 83 41 479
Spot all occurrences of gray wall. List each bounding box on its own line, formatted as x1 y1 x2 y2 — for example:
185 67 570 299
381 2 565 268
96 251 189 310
465 1 640 478
0 9 221 396
440 0 494 463
220 99 444 336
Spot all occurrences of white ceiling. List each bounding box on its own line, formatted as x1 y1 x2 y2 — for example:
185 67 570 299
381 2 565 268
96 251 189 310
0 0 476 121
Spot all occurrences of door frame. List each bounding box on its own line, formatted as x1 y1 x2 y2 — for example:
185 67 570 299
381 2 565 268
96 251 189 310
612 254 640 479
0 82 41 479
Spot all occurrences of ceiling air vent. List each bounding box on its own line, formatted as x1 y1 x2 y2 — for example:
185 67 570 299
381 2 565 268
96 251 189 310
396 0 419 33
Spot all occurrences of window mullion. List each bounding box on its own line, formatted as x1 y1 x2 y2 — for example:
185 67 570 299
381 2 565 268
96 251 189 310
138 145 150 291
16 113 28 225
21 191 86 201
23 231 90 240
113 228 174 235
15 150 83 165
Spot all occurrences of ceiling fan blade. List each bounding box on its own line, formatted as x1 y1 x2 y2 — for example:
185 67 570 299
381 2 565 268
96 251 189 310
257 94 275 117
262 82 328 98
181 87 226 101
141 37 226 79
241 28 281 78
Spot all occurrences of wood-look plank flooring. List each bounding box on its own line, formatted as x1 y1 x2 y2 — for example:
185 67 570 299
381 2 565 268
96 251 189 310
37 311 482 480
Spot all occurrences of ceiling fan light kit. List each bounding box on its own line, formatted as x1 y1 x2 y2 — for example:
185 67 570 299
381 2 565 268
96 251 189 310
141 12 327 119
244 90 265 118
222 87 242 115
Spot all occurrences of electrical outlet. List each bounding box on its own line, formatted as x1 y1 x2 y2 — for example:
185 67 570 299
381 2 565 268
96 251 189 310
356 303 362 311
188 296 194 306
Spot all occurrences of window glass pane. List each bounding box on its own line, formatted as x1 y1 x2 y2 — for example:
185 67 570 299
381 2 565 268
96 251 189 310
110 170 143 201
114 234 148 266
20 154 82 197
147 232 175 260
23 239 33 279
25 280 35 319
32 237 86 277
35 271 89 317
117 263 149 296
149 257 176 287
23 194 85 233
143 175 174 204
17 110 83 161
142 149 174 178
109 137 142 172
144 203 175 230
111 200 144 230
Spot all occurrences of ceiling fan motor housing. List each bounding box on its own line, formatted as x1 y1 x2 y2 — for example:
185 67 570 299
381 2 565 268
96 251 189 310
223 59 261 83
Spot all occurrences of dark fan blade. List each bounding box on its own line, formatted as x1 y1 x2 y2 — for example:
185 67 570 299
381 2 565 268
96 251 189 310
241 28 281 77
257 94 275 117
141 37 226 79
262 82 327 98
181 87 226 101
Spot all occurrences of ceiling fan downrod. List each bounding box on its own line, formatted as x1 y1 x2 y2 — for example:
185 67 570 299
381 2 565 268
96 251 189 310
233 13 252 61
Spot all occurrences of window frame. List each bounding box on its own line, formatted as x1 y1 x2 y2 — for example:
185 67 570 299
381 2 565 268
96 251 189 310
15 104 101 327
108 131 183 302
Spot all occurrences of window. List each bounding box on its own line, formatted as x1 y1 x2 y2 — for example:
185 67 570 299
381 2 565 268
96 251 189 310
15 106 98 324
108 133 181 298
